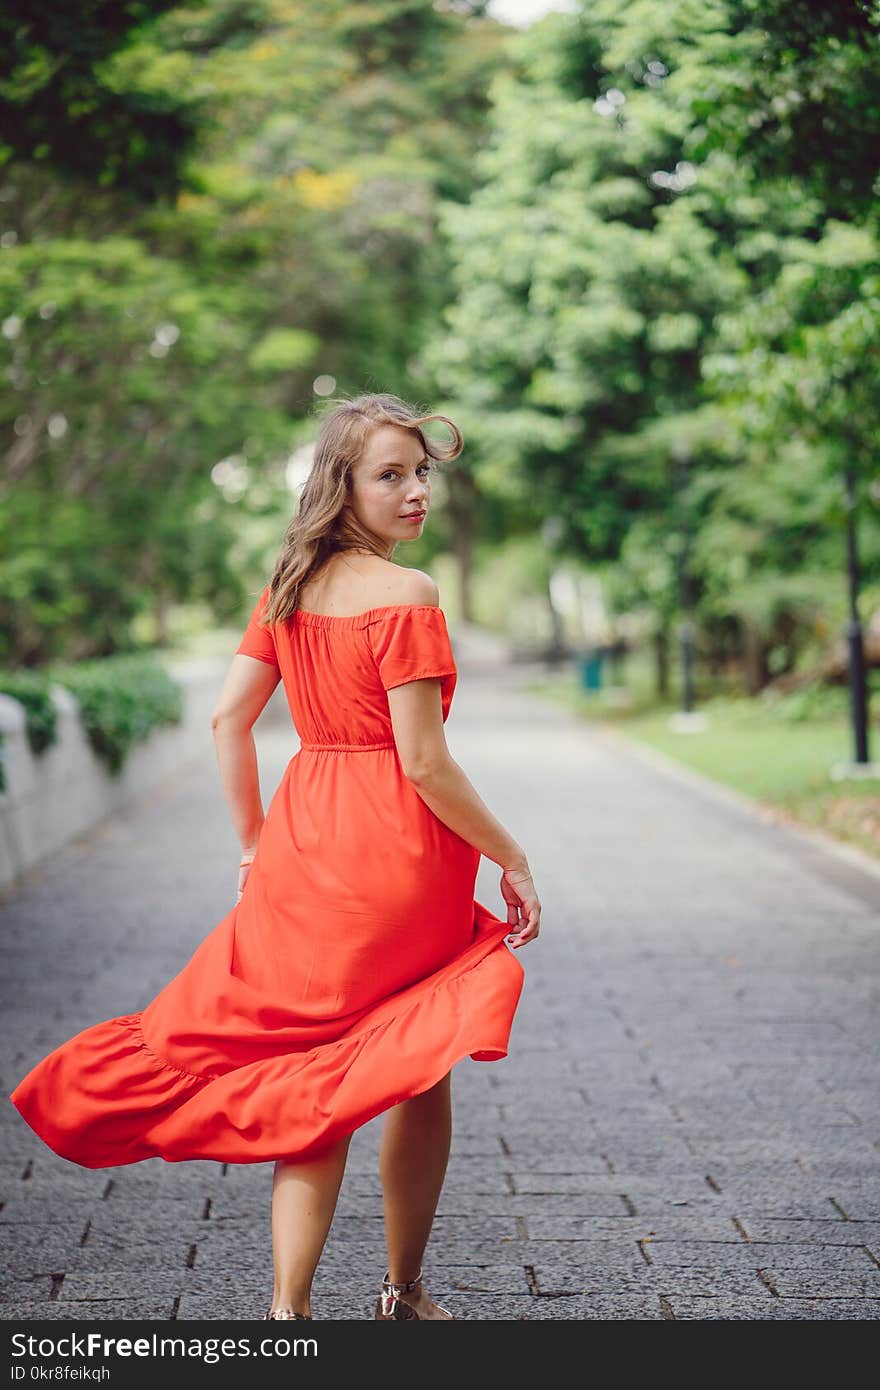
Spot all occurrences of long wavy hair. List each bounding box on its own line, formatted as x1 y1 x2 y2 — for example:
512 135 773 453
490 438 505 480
257 392 463 627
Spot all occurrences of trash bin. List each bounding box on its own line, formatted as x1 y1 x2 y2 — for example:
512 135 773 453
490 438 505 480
579 649 604 691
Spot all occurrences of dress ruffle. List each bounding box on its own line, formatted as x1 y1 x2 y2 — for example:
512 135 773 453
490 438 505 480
10 907 522 1169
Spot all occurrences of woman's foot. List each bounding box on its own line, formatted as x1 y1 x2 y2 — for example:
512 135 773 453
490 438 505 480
375 1271 455 1320
265 1292 312 1320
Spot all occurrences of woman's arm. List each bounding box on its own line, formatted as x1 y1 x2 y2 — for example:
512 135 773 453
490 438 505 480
211 654 280 855
210 718 266 855
408 757 527 871
387 678 527 871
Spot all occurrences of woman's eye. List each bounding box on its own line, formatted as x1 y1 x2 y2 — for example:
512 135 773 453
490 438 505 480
381 465 432 481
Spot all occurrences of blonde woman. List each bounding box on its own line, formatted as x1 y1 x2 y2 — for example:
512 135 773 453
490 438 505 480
11 392 541 1321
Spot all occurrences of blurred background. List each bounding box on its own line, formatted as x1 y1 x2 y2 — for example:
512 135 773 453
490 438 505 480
1 0 879 857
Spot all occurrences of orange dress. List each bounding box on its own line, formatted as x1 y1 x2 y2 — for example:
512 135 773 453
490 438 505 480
10 590 524 1167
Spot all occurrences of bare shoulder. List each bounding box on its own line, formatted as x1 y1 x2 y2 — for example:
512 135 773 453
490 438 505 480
392 567 441 608
361 558 439 608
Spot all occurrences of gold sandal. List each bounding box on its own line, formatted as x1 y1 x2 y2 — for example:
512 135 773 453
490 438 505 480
374 1269 456 1320
264 1307 313 1320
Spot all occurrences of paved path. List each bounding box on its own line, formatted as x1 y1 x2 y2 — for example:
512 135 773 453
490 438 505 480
2 630 879 1320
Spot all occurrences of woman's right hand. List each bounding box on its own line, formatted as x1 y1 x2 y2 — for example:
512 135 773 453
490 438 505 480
500 865 541 948
237 853 256 903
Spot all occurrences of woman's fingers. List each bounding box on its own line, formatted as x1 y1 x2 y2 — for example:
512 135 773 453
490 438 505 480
500 870 541 947
236 862 252 902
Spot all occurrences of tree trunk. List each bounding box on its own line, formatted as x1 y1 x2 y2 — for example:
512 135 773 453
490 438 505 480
444 468 478 621
742 622 769 694
546 574 566 664
654 627 670 698
155 587 170 647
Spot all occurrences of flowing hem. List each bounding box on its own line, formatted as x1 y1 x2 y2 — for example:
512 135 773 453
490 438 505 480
9 909 524 1169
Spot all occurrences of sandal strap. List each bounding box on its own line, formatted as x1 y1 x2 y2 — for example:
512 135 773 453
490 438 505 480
381 1268 422 1294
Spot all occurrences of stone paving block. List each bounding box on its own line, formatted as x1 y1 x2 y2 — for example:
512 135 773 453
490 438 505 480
570 1191 735 1221
98 1160 229 1198
495 1097 589 1120
178 1230 268 1272
499 1120 599 1144
74 1206 206 1244
756 1245 879 1279
97 1194 209 1223
437 1133 501 1158
54 1272 189 1304
0 1272 54 1301
499 1149 611 1174
763 1270 880 1299
3 1222 94 1275
587 1100 681 1124
0 1299 177 1320
483 1053 573 1081
510 1172 630 1196
55 1236 198 1274
738 1217 880 1245
533 1262 771 1297
668 1296 880 1320
177 1266 274 1302
0 1127 45 1161
819 1192 880 1221
517 1236 645 1269
172 1295 278 1317
417 1213 521 1243
2 1169 109 1203
434 1191 627 1218
686 1138 826 1166
507 1294 666 1320
329 1231 522 1266
0 1196 99 1225
595 1143 698 1173
644 1239 827 1269
816 1089 877 1122
736 1241 878 1272
203 1190 302 1222
522 1214 747 1242
428 1263 533 1295
690 1189 842 1220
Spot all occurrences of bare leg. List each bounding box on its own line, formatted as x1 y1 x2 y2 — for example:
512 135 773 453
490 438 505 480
378 1072 454 1318
269 1132 352 1317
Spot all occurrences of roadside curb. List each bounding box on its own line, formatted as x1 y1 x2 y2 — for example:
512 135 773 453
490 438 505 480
589 716 880 899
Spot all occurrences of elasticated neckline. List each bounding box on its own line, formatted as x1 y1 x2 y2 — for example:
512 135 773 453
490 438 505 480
293 603 445 630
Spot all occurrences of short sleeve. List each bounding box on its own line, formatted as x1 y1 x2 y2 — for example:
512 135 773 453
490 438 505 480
368 606 457 691
235 585 279 668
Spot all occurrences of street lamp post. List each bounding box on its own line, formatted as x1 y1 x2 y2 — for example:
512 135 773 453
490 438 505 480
669 441 706 733
844 465 869 764
830 466 879 780
541 514 566 665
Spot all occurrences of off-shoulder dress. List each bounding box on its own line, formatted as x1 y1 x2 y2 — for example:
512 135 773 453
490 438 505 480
10 588 524 1166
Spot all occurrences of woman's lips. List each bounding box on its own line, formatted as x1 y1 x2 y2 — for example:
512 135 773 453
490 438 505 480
401 510 426 522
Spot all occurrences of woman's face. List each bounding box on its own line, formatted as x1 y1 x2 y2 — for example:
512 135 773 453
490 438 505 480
347 423 432 550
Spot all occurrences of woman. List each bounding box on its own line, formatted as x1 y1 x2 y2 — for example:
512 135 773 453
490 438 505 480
10 392 541 1321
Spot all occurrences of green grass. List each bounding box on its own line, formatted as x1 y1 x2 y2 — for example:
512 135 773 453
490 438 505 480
524 667 880 861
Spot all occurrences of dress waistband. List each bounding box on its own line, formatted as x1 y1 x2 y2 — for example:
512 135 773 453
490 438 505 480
298 740 397 753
